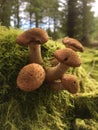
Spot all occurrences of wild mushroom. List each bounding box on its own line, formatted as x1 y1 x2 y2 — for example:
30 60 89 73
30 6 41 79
50 57 59 66
45 48 81 82
50 37 84 66
62 37 84 52
16 28 49 64
17 63 45 92
50 74 79 94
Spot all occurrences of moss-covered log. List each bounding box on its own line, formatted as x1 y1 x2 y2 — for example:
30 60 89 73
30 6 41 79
0 26 98 130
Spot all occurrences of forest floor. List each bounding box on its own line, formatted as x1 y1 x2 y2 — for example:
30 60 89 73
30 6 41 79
0 26 98 130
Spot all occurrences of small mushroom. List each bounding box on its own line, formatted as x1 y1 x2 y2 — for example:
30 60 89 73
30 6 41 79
62 74 79 94
51 37 84 66
16 28 49 64
17 63 45 92
50 74 79 94
62 37 84 52
45 48 81 82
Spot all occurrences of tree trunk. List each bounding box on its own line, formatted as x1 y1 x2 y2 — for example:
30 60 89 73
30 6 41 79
67 0 77 37
35 13 39 27
16 0 20 28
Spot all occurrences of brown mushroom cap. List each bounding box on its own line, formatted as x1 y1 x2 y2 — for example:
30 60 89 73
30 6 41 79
17 63 45 92
61 74 79 94
62 37 84 52
54 48 81 67
16 28 49 46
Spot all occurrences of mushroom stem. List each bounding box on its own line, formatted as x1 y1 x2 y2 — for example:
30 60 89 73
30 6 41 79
16 28 49 65
50 58 59 66
29 43 43 64
45 63 69 82
46 48 81 82
50 81 64 90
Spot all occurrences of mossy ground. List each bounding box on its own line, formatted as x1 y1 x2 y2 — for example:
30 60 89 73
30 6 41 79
0 26 98 130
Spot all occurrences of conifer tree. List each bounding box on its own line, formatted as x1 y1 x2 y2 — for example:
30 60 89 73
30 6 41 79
0 0 12 26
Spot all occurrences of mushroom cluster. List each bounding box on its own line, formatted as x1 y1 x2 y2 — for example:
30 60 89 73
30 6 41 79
16 28 84 94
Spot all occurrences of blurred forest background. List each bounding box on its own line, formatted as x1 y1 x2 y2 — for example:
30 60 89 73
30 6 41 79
0 0 98 46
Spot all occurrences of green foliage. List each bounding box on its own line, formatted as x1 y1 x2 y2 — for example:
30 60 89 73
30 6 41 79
0 26 98 130
25 0 60 28
91 17 98 41
0 0 12 26
60 0 95 44
1 0 97 42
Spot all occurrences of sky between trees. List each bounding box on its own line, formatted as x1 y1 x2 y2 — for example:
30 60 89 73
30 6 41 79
0 0 98 44
91 0 98 16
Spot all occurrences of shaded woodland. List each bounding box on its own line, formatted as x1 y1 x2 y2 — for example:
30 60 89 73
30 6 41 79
0 0 98 45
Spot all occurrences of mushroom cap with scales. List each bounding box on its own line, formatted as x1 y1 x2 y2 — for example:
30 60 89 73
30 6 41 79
61 74 79 94
62 37 84 52
17 63 45 92
54 48 81 67
16 28 49 46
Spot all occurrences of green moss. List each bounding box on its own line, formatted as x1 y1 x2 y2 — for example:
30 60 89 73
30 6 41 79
72 66 98 93
0 25 98 130
74 93 98 120
80 48 98 81
74 119 98 130
0 89 74 129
